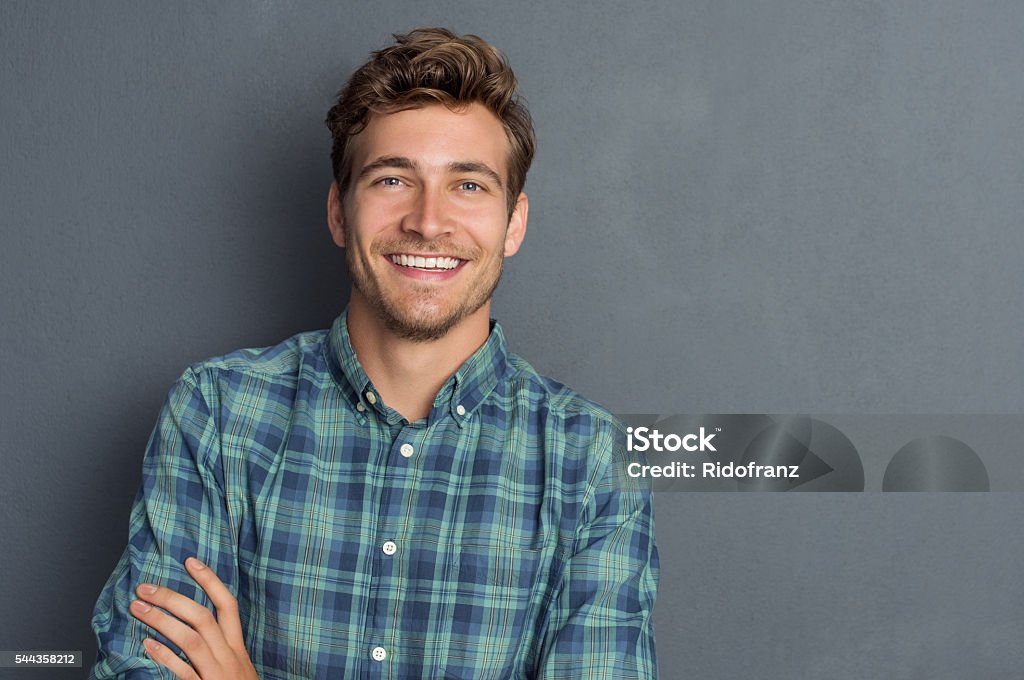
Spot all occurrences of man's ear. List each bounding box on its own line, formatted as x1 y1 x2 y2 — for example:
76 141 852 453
327 181 346 247
503 192 528 257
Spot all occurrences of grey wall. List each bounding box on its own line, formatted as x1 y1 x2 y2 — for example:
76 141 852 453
3 1 1023 677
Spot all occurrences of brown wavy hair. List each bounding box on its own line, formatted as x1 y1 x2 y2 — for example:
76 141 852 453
326 27 535 217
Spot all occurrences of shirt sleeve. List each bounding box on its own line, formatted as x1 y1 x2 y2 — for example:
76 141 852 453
535 421 660 679
89 367 238 679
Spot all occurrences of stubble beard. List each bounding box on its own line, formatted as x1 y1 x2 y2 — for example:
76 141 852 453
347 239 504 343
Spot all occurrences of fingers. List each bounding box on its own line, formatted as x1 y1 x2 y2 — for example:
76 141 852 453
130 595 222 672
130 558 256 679
183 557 246 651
142 637 200 680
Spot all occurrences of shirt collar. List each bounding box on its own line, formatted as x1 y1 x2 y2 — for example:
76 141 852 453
324 308 510 426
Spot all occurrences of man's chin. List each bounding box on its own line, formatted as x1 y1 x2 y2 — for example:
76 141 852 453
350 270 499 342
381 315 460 342
375 303 466 343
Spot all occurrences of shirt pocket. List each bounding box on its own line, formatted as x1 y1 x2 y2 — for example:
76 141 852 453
442 543 546 678
457 542 543 590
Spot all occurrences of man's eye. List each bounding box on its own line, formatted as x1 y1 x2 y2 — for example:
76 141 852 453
380 177 402 186
460 181 481 192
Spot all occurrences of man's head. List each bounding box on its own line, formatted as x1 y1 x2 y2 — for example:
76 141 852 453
325 27 535 218
325 29 533 343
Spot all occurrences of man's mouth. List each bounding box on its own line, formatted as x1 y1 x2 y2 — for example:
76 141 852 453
388 254 464 271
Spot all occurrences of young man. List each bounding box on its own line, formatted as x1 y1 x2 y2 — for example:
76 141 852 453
90 28 658 679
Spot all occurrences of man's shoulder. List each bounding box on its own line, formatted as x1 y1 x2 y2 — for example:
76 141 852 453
502 353 632 497
504 351 622 430
185 328 331 384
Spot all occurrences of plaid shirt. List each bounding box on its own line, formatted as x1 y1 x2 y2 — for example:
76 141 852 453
90 311 659 679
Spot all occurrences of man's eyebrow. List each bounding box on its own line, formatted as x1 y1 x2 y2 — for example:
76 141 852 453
449 162 504 190
355 156 418 181
356 157 504 190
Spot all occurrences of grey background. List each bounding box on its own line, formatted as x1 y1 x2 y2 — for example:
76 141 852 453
3 1 1023 677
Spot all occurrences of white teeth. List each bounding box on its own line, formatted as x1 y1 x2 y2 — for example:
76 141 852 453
389 254 460 270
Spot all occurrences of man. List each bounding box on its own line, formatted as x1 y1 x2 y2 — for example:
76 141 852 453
91 28 658 679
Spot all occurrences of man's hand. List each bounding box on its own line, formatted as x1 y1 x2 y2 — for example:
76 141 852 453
129 557 259 680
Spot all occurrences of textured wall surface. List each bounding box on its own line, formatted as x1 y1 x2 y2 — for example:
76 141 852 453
3 1 1023 677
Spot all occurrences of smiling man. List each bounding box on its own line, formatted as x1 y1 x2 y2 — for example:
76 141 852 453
90 28 658 680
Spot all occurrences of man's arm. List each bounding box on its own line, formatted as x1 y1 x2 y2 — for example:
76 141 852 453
534 424 660 679
90 368 239 679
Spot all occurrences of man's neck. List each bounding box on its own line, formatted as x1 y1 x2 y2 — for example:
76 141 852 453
346 295 491 422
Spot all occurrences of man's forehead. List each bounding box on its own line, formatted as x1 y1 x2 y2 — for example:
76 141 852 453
348 103 511 177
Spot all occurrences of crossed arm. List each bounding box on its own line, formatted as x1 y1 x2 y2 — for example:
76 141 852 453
121 485 658 680
128 491 657 680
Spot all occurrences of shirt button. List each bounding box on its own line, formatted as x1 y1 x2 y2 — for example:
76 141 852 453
382 541 397 556
365 391 377 405
370 646 387 662
399 443 414 458
455 404 466 416
356 402 366 412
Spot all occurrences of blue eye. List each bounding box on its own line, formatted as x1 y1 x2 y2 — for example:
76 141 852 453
460 181 481 192
380 177 401 186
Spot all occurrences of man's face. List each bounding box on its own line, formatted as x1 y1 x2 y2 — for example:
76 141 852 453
329 103 527 342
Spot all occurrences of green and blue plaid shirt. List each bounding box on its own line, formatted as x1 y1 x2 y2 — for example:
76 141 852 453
91 311 658 679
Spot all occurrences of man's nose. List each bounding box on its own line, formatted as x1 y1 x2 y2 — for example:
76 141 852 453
401 187 453 240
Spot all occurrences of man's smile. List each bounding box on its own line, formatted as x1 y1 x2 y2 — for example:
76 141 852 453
387 253 465 271
383 251 471 281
